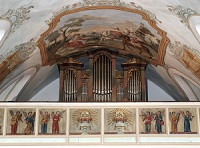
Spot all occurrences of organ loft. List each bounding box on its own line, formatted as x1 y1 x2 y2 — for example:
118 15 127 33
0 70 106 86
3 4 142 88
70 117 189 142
58 48 147 102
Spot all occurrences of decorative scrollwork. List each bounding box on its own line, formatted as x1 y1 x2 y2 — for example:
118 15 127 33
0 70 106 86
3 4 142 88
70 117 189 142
128 68 141 80
168 5 198 28
0 6 34 33
81 74 89 79
46 0 161 24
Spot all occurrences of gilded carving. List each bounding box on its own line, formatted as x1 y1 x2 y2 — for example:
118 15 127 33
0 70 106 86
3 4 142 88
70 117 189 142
116 75 124 79
58 57 82 65
128 68 141 80
122 58 146 65
81 74 89 79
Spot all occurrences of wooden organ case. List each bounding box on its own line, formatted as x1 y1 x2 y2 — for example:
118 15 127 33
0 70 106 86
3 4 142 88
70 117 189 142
58 49 147 102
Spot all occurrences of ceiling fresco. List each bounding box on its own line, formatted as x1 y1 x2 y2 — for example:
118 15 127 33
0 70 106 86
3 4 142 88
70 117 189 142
0 0 199 102
38 8 169 65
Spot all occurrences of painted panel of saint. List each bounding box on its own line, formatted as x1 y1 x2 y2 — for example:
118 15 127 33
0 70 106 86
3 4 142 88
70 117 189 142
0 108 4 135
169 108 197 134
69 108 101 135
38 109 66 135
6 108 36 135
104 108 136 134
139 108 166 134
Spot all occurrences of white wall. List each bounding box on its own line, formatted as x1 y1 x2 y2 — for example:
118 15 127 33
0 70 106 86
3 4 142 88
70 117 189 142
30 78 59 101
147 80 174 101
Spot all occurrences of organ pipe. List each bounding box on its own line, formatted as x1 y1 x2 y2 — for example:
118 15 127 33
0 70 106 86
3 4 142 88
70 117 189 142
93 54 112 102
63 69 77 102
128 69 142 101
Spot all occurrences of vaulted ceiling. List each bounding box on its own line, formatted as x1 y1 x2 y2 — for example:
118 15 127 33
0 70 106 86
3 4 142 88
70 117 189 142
0 0 199 101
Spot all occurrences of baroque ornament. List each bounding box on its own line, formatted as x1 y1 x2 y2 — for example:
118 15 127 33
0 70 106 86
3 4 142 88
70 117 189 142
169 41 200 79
0 40 36 83
168 5 198 28
46 0 161 24
17 39 37 60
58 57 82 65
0 5 34 33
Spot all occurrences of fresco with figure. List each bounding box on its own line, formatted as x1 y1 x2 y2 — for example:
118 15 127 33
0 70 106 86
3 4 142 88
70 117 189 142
169 108 197 134
69 108 101 135
0 109 4 135
139 108 166 134
0 107 198 136
6 108 36 135
43 9 162 62
39 109 66 135
104 108 136 134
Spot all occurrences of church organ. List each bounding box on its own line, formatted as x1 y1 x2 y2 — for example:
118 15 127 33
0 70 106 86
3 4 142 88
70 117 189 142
58 49 147 102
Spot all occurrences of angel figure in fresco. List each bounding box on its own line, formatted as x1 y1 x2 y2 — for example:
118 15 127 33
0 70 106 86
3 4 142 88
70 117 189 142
140 111 153 133
107 108 133 134
23 111 36 135
9 110 23 135
169 111 180 134
40 111 50 134
154 111 164 133
180 110 194 133
72 109 98 135
51 110 66 134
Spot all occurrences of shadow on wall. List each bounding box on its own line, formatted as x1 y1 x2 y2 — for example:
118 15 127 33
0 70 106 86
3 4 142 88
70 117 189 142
147 80 174 101
145 64 188 101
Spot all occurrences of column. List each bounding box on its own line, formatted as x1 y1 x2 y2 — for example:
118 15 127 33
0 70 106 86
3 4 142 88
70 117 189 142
88 55 93 102
112 55 116 102
141 67 146 101
59 69 64 102
76 70 82 102
123 70 128 101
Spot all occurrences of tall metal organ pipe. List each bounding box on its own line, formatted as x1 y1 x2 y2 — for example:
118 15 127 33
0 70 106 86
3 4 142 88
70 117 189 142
128 69 142 101
93 54 112 102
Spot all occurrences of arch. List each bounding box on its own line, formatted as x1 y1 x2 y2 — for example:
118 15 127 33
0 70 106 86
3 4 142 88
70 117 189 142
0 67 37 101
0 74 32 101
168 68 200 101
174 74 198 101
